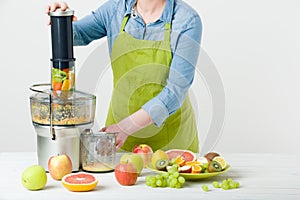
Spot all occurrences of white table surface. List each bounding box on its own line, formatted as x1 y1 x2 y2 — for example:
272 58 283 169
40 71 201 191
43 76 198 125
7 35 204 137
0 152 299 200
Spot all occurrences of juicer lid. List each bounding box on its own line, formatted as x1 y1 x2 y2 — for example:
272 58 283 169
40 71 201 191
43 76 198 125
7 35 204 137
30 89 96 103
49 8 74 17
29 84 96 103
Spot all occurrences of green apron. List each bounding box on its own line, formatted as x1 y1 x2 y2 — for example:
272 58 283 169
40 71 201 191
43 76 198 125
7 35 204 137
106 15 199 152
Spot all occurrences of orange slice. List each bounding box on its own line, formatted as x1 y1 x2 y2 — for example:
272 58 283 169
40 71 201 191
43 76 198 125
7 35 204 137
185 161 202 166
52 80 62 91
61 79 71 91
191 165 202 174
175 156 186 167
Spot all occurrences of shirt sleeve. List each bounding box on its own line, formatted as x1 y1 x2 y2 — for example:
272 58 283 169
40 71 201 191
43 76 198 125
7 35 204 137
142 14 202 127
73 0 118 46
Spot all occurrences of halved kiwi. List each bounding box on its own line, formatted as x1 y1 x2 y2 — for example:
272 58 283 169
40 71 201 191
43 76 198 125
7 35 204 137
208 161 222 172
155 159 169 171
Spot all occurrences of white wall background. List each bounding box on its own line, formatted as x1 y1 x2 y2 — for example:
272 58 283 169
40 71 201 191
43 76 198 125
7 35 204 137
0 0 299 153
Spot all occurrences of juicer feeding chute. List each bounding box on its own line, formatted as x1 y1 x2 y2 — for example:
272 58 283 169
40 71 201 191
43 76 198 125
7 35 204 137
29 9 96 171
49 8 75 93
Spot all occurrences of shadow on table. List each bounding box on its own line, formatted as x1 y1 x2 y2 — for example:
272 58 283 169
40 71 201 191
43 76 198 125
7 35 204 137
186 169 243 183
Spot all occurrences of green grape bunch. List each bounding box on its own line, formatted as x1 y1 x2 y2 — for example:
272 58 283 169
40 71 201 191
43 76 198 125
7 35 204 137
145 164 185 189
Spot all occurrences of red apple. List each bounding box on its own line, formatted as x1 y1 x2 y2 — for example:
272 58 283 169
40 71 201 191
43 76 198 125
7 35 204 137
132 144 153 167
48 154 72 180
114 162 138 186
120 153 144 175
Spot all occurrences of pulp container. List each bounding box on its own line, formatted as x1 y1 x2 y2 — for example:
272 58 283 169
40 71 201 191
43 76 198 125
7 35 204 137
80 130 118 172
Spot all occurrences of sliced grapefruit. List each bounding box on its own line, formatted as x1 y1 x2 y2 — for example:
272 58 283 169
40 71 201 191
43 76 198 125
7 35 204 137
62 173 98 192
166 149 196 162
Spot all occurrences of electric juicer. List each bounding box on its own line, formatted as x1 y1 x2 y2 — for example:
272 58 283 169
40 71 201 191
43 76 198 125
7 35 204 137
29 9 96 171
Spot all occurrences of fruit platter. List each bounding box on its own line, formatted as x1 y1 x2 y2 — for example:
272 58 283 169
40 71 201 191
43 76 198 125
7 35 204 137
147 149 230 180
20 145 234 192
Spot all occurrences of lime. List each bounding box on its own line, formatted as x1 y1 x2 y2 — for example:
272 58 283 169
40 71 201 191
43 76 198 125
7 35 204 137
21 165 47 190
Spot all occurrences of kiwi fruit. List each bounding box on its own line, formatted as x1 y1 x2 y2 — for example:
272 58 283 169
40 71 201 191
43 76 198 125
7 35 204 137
204 152 220 162
155 159 169 171
208 161 222 172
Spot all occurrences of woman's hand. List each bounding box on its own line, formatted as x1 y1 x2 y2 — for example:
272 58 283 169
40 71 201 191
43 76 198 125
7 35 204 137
44 2 77 25
101 125 130 150
101 109 153 149
45 1 69 14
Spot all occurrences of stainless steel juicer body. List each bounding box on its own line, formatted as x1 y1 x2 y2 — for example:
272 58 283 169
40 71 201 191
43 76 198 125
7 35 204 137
30 85 96 171
34 124 90 171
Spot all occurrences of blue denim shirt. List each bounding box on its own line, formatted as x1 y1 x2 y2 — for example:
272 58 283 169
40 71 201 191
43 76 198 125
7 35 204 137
73 0 202 127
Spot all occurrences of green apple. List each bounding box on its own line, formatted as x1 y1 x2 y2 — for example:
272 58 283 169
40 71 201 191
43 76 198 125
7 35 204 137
120 153 144 175
21 165 47 190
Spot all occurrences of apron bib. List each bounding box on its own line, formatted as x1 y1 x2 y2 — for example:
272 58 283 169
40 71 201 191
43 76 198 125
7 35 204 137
106 15 199 152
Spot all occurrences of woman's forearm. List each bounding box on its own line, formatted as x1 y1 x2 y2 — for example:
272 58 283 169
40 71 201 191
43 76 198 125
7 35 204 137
117 109 153 134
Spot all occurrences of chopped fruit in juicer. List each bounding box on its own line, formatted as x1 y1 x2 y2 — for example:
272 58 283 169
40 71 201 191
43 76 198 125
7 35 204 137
62 79 71 91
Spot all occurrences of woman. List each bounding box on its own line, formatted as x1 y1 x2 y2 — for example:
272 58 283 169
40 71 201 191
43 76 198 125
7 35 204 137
46 0 202 152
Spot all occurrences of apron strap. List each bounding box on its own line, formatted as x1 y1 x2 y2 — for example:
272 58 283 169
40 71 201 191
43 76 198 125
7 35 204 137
120 15 130 32
164 23 171 42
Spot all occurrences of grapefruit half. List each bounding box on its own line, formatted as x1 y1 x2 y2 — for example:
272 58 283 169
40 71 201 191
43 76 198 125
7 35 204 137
62 172 98 192
166 149 196 162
